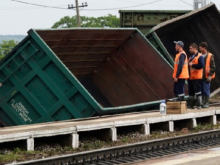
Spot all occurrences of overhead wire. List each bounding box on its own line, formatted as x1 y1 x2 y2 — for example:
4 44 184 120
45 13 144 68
0 7 45 10
179 0 193 6
86 3 116 14
10 0 162 11
5 0 194 12
84 0 163 10
11 0 69 10
114 0 141 4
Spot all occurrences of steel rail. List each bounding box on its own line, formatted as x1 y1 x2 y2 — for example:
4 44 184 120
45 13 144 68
9 129 220 165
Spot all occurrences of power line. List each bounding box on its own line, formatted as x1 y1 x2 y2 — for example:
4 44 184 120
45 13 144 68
80 5 109 14
0 6 47 10
82 2 192 10
88 3 105 8
179 0 193 6
79 7 85 12
116 0 140 4
10 0 162 11
11 0 68 10
84 0 163 10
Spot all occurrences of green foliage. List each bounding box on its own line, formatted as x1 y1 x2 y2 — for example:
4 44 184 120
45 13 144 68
121 137 130 143
0 55 5 61
0 35 25 44
194 123 213 131
0 153 19 163
0 40 18 60
52 14 120 28
194 124 203 131
13 147 21 154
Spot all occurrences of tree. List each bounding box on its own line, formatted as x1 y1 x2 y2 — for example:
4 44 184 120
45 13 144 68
52 14 120 28
0 40 18 60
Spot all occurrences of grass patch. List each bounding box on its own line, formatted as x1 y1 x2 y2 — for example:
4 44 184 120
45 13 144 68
121 137 130 143
0 148 47 164
0 154 19 163
194 123 213 131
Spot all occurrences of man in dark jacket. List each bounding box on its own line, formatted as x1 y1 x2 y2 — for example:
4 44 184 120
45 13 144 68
173 41 189 101
199 42 216 108
188 43 204 109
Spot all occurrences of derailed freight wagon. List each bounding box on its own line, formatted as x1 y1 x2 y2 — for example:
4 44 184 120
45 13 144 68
146 3 220 92
119 10 190 35
0 28 174 126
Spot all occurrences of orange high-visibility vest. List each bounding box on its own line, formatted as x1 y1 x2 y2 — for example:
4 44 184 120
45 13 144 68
189 53 203 80
173 51 189 79
205 52 215 79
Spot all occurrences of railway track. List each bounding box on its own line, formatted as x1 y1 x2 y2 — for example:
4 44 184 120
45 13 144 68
10 129 220 165
209 102 220 107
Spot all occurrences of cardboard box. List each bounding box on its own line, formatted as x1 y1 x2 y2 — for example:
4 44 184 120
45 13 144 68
167 101 187 114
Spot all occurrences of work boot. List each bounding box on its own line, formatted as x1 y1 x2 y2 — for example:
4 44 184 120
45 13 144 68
202 96 210 108
187 96 195 109
196 96 202 109
202 96 205 106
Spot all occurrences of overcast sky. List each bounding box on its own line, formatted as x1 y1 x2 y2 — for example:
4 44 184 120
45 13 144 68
1 0 220 35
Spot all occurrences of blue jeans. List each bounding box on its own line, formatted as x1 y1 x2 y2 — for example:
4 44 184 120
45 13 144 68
201 81 210 96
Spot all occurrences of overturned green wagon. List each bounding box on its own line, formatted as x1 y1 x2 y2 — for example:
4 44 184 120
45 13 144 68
0 28 174 126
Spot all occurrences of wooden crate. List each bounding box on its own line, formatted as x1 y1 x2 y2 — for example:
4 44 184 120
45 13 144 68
166 101 187 114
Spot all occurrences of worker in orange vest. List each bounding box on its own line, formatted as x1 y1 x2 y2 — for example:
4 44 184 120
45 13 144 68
188 43 204 109
173 41 189 101
199 42 216 108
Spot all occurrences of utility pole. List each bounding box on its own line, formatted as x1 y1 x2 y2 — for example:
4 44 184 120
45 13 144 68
75 0 81 27
68 1 88 27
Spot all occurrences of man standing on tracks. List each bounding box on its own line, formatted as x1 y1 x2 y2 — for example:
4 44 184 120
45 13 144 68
173 41 189 101
188 43 204 109
199 42 216 108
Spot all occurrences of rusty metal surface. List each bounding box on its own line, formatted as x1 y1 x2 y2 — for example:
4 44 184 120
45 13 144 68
119 10 190 34
36 29 133 78
36 29 174 107
148 3 220 92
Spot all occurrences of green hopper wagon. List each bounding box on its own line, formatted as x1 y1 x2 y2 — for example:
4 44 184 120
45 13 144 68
0 28 174 126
